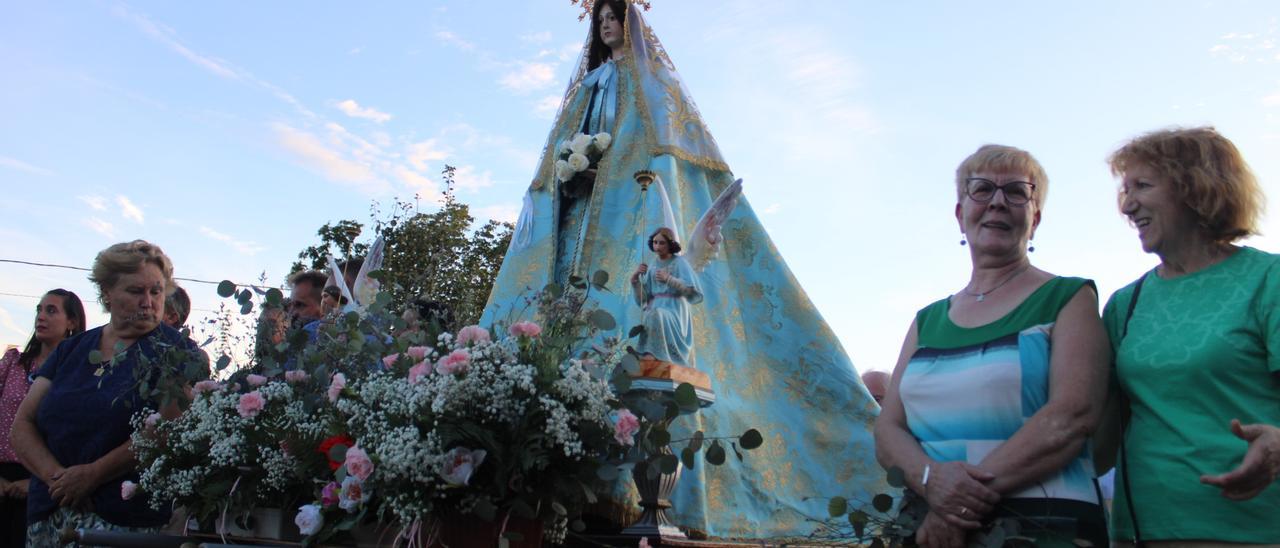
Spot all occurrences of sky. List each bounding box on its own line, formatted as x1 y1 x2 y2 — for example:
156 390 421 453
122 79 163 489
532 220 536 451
2 1 1279 373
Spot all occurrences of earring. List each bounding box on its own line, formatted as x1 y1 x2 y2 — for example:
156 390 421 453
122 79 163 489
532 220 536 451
960 237 968 246
1028 243 1036 253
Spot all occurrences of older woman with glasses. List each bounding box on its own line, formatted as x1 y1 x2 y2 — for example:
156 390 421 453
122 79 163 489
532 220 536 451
874 145 1110 547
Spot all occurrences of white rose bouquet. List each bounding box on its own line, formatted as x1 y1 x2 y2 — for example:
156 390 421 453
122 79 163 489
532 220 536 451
554 131 612 183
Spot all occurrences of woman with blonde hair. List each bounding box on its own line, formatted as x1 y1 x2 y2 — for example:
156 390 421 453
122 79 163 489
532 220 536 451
875 144 1110 547
1102 127 1279 545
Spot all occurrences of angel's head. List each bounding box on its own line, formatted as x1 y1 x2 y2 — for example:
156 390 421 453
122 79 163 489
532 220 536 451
648 227 682 257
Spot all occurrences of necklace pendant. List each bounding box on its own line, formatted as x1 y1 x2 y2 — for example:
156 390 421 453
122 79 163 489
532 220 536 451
976 294 985 302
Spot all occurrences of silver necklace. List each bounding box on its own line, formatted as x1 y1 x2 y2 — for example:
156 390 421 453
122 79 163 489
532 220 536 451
963 264 1031 302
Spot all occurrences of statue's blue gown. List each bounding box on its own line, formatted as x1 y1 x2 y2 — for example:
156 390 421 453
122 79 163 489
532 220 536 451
481 5 886 538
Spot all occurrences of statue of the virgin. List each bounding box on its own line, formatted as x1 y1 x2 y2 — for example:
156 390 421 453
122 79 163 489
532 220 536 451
482 0 885 538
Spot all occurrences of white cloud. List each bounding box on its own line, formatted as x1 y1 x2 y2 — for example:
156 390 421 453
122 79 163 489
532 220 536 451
452 165 496 192
473 203 520 224
534 95 562 119
334 99 392 123
1264 91 1280 107
762 203 782 215
393 165 439 196
500 62 556 94
78 194 108 211
116 195 145 223
0 156 55 176
406 139 450 171
436 30 475 51
114 5 241 80
84 218 115 239
520 31 552 44
273 123 383 191
199 226 266 256
0 306 28 343
348 46 364 55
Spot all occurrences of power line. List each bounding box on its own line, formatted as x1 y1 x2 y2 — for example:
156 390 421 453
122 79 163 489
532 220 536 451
0 291 220 314
0 258 285 291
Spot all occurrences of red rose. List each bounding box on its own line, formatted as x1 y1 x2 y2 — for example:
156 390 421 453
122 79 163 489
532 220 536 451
318 434 355 471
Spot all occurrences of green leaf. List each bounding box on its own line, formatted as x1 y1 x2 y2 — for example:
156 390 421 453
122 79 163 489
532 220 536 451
688 430 704 452
237 288 252 304
265 288 283 306
886 466 906 488
543 283 562 298
647 428 671 447
680 447 696 470
732 442 743 462
628 324 645 338
591 270 609 288
827 496 848 517
849 510 868 538
872 493 894 513
216 280 236 298
658 454 679 474
216 354 231 371
705 441 726 465
619 353 640 374
663 400 680 420
739 428 764 450
589 309 616 331
570 520 586 533
240 301 253 315
551 502 567 516
674 382 698 410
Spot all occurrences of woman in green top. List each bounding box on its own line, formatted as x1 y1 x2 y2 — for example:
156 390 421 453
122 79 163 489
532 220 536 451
1103 127 1280 545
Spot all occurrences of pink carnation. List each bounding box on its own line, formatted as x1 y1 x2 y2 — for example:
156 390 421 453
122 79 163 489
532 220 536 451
435 349 471 375
612 409 640 446
508 321 542 338
237 391 266 418
320 481 341 508
327 373 347 403
408 362 431 384
246 374 268 387
439 447 487 486
456 325 490 346
381 346 431 369
344 446 374 482
193 380 222 395
120 480 137 500
284 370 309 384
144 412 161 429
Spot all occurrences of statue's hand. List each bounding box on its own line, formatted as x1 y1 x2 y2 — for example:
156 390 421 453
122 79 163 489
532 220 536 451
632 263 648 283
654 269 670 283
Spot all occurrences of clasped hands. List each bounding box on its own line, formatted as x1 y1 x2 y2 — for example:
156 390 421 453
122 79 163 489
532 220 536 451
47 463 101 511
631 264 677 285
916 461 1000 548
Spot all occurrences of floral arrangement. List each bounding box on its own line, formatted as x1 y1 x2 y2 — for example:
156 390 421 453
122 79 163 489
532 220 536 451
554 132 612 183
129 271 761 546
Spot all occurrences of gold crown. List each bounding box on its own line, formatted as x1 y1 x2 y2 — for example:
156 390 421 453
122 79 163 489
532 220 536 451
570 0 652 21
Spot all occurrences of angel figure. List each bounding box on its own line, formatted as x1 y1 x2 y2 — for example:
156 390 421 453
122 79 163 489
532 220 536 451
631 227 702 366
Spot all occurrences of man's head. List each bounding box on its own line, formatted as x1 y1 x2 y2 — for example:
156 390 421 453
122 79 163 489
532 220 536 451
164 285 191 328
861 370 890 405
288 270 327 325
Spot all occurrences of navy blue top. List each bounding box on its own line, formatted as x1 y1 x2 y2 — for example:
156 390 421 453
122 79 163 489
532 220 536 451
28 324 200 526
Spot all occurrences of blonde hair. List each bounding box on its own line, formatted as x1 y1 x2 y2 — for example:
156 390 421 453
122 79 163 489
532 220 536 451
955 144 1050 210
89 240 176 312
1109 126 1264 243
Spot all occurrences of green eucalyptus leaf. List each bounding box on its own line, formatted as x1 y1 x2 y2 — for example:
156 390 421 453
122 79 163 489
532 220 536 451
680 447 696 470
265 288 283 306
849 510 868 538
628 324 645 338
886 466 906 488
543 283 563 298
872 493 894 513
216 280 236 298
591 270 609 288
705 441 726 465
739 428 764 450
827 496 848 517
688 430 705 452
619 353 640 374
240 301 253 315
674 383 698 410
647 428 671 447
216 355 231 371
663 400 680 420
589 309 616 331
237 288 252 304
658 454 679 474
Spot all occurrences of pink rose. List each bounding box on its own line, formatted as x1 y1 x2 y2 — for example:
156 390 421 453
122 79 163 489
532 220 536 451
327 373 347 403
612 409 640 446
338 476 369 512
193 380 222 395
508 321 542 338
406 346 431 360
144 412 161 429
435 349 470 375
408 362 431 384
237 391 266 418
455 325 490 346
246 374 268 387
120 480 137 500
439 447 487 486
285 370 309 384
344 446 374 482
320 481 341 508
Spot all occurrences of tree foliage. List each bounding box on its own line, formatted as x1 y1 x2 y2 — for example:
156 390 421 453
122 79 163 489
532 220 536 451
291 166 513 331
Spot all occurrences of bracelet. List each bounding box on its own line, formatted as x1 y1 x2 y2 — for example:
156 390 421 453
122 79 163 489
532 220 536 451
922 463 931 493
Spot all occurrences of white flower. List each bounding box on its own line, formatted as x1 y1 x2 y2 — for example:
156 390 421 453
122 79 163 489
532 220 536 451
554 159 575 182
338 476 370 512
567 153 589 172
592 132 612 151
295 504 323 535
439 447 487 486
121 480 138 500
557 138 570 155
568 133 592 155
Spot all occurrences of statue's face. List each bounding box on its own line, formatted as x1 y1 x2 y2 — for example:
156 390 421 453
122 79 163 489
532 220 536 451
597 4 624 51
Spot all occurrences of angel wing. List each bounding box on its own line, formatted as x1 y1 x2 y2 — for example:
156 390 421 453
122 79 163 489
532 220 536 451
350 235 385 311
684 178 743 272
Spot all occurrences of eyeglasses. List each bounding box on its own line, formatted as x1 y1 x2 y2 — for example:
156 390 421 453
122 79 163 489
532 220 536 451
965 178 1036 205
